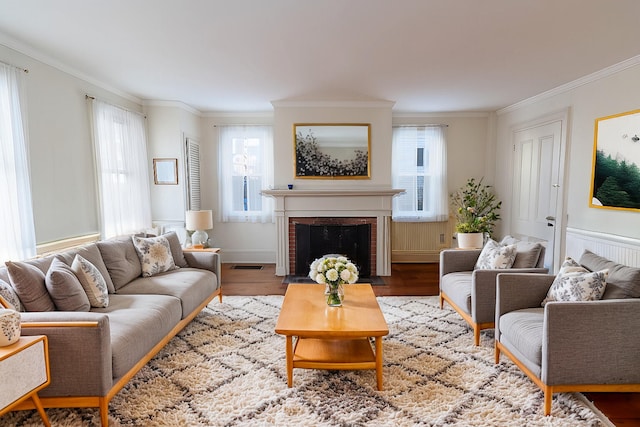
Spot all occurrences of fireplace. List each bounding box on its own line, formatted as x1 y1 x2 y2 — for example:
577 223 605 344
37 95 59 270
261 188 403 276
289 217 376 277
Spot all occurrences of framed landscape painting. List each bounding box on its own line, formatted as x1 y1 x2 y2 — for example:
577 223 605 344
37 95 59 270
294 123 371 179
590 109 640 211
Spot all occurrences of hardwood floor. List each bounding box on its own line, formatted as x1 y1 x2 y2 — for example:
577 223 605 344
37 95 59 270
220 262 640 426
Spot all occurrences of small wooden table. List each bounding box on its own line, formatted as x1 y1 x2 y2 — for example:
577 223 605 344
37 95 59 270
275 284 389 390
0 335 51 426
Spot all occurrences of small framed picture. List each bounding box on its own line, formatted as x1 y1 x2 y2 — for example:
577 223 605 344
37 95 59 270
153 158 178 185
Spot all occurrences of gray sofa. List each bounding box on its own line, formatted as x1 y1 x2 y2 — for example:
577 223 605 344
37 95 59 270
0 232 221 426
439 237 548 345
495 250 640 415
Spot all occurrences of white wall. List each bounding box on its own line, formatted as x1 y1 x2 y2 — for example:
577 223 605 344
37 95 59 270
0 44 142 245
495 60 640 248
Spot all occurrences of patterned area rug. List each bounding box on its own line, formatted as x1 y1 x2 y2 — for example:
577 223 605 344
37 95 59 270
5 296 611 426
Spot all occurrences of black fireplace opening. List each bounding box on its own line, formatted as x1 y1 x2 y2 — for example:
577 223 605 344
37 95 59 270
295 223 371 278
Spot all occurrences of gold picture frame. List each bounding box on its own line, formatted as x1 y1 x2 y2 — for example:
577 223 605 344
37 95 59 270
153 158 178 185
293 123 371 179
590 109 640 211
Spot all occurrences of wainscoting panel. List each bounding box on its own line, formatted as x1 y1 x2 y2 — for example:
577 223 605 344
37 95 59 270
391 220 455 263
566 227 640 268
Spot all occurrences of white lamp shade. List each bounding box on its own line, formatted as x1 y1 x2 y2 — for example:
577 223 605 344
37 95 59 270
185 210 213 231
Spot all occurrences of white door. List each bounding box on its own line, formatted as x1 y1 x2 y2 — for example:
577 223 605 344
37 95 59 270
511 120 564 271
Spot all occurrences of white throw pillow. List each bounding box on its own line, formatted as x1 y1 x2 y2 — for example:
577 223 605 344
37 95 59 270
542 257 608 306
474 239 517 270
131 235 178 277
71 254 109 308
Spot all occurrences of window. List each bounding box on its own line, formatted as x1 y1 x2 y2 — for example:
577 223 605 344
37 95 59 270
392 126 448 222
219 125 273 222
91 100 152 239
0 63 36 263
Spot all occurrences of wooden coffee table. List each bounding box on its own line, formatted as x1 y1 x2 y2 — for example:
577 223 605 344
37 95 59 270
275 283 389 390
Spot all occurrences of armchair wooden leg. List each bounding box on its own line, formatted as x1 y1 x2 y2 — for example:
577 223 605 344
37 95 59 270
543 386 553 415
494 342 500 364
439 293 444 309
473 326 480 346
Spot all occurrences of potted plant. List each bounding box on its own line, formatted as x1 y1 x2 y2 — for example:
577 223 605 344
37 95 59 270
450 178 502 248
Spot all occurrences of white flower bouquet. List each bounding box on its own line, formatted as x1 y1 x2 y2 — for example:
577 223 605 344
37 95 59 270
309 255 359 306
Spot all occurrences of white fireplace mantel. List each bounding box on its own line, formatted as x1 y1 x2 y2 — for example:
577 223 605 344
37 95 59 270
262 188 404 276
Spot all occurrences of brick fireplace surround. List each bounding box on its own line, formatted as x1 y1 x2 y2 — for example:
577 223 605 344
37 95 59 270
261 188 403 276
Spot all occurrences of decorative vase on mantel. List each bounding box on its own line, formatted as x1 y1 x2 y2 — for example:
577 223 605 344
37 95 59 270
457 232 484 249
325 282 345 307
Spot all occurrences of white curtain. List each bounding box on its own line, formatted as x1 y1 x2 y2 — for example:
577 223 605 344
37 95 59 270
392 125 448 222
0 63 36 262
219 125 273 223
91 100 152 239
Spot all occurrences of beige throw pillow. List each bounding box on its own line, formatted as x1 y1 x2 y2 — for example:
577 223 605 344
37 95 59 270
131 235 178 277
474 239 517 270
542 257 608 306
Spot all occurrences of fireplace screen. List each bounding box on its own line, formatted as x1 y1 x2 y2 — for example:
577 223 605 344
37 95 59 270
295 223 371 278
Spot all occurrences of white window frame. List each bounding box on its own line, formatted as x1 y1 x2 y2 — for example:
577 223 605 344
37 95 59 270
392 125 448 222
218 125 274 223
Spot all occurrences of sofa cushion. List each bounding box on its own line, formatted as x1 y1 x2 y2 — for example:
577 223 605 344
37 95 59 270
499 236 543 268
71 255 109 308
499 308 544 368
57 243 116 294
440 272 472 315
45 258 91 311
542 257 608 306
164 231 188 268
132 235 178 277
97 237 142 291
117 268 218 318
475 239 517 270
0 279 22 311
92 294 182 379
6 260 56 312
579 250 640 299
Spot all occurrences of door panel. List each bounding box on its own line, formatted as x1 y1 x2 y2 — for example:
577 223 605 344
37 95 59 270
511 121 562 270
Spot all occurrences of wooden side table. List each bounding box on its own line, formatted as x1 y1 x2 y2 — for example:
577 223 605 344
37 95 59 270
0 335 51 427
184 247 221 253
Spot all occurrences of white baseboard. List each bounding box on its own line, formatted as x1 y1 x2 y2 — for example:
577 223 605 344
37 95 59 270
566 228 640 268
219 249 276 264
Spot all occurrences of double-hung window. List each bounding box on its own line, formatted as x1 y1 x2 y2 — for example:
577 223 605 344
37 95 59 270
91 100 152 238
219 125 273 223
0 62 36 262
392 125 448 222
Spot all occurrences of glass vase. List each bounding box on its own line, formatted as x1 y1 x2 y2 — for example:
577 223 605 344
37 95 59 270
325 282 345 307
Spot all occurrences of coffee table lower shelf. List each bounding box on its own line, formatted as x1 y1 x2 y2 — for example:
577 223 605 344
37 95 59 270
287 336 384 390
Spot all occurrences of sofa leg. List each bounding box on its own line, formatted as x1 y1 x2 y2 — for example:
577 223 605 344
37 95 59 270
99 398 109 427
494 342 500 364
439 293 444 309
543 386 553 415
473 326 480 346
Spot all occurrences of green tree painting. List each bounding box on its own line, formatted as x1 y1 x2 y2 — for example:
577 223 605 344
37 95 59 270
593 150 640 209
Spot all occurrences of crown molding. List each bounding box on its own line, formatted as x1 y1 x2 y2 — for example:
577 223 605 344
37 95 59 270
498 55 640 115
142 99 202 116
392 111 490 118
202 111 274 119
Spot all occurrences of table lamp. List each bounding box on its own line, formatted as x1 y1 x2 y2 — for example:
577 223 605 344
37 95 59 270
185 210 213 248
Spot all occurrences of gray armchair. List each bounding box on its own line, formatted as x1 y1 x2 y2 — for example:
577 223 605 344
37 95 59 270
495 251 640 415
439 240 547 345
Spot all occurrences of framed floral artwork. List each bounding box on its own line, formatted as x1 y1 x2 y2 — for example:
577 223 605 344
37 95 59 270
293 123 371 179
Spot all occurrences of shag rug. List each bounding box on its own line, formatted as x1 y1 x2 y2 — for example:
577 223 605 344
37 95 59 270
5 296 612 426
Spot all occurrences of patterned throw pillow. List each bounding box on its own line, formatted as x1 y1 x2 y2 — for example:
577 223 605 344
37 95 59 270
131 235 178 277
474 239 517 270
0 279 22 311
71 254 109 308
542 257 608 306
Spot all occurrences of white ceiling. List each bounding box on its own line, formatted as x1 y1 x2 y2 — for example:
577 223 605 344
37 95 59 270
1 0 639 113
